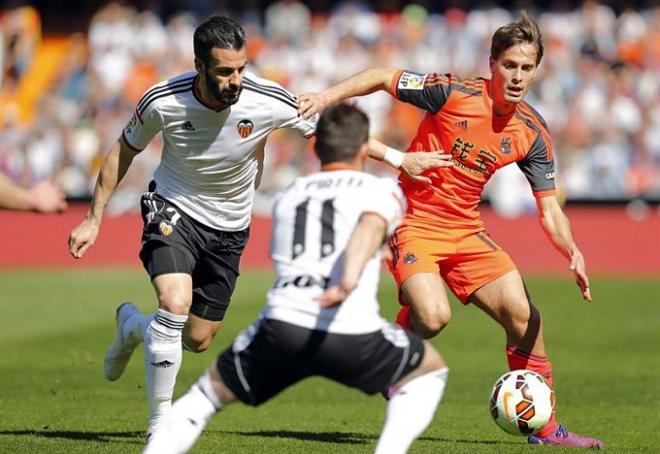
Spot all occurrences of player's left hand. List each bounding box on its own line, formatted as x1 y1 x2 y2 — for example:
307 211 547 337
569 250 592 302
401 151 452 184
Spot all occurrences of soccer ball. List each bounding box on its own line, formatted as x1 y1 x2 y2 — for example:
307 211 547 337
489 369 555 435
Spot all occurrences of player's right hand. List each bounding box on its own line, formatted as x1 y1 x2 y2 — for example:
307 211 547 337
297 92 330 119
68 218 100 259
402 151 453 184
569 249 592 302
315 281 356 308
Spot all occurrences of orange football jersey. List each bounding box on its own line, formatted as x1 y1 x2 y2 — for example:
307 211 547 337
390 70 556 230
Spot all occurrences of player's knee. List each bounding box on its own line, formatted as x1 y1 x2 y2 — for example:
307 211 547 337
182 332 214 353
422 342 446 371
414 307 451 338
156 289 191 315
508 301 541 338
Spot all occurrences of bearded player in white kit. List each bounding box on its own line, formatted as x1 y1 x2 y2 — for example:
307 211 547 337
67 16 450 437
144 104 449 454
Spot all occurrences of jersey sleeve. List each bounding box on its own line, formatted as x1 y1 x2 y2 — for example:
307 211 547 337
269 86 317 138
122 94 163 151
364 178 406 237
516 133 556 197
389 70 455 114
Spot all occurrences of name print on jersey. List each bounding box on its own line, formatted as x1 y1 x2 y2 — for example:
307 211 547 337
304 176 364 191
237 119 254 138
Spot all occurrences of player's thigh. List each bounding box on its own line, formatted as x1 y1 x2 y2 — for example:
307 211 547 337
468 269 533 328
139 191 198 277
215 318 310 407
400 273 451 324
189 228 249 322
441 232 518 304
394 340 446 388
151 272 194 314
320 323 426 395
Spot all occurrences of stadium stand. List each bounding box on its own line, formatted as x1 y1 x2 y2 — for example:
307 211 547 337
1 1 659 217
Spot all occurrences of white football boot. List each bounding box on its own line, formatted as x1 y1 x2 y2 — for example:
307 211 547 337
104 302 141 381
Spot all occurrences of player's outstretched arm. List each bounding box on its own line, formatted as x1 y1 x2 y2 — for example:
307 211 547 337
68 137 139 259
298 68 398 119
0 175 67 213
367 138 452 184
537 195 592 302
316 212 388 308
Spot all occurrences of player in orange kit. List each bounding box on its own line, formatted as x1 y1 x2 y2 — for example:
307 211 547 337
298 11 603 448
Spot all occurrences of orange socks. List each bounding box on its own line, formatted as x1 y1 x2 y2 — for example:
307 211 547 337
506 346 558 437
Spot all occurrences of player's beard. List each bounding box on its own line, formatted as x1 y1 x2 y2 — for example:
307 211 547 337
205 67 242 106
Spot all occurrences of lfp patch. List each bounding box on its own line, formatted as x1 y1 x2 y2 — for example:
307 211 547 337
398 72 426 90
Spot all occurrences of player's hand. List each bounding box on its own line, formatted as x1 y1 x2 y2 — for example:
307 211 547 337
315 282 356 308
401 151 452 184
68 217 100 259
29 180 68 213
569 249 592 302
297 92 330 119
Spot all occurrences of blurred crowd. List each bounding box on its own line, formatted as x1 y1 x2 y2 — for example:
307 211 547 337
1 1 659 216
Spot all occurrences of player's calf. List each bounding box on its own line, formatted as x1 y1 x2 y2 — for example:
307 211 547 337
376 343 448 454
182 318 222 352
144 308 189 433
144 367 234 454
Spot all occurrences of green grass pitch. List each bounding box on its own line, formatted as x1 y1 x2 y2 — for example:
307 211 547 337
0 269 658 453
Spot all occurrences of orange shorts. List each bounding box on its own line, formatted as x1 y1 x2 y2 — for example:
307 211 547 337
388 222 517 304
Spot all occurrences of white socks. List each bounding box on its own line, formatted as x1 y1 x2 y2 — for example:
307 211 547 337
143 371 222 454
375 367 449 454
144 309 188 431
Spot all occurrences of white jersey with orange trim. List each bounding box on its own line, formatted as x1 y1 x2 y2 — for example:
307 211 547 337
122 70 316 231
262 169 405 334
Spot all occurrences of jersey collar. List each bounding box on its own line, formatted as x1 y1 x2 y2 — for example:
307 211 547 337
193 75 230 113
320 163 357 172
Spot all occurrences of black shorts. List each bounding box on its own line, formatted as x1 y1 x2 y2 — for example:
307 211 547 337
216 318 425 406
139 190 249 321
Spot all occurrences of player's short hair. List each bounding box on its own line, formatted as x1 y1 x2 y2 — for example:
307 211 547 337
194 16 246 64
490 11 544 66
314 104 369 166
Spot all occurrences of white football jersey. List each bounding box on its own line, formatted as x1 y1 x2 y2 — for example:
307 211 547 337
262 169 405 334
122 71 316 231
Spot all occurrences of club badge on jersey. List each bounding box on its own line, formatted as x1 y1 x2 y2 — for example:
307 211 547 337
237 119 254 138
159 221 174 236
500 137 512 154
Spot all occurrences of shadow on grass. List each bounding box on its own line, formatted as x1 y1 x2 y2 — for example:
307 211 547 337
0 429 143 444
220 429 522 446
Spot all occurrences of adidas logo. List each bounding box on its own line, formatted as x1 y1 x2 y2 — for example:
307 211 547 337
150 360 175 368
181 120 196 131
455 120 468 131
